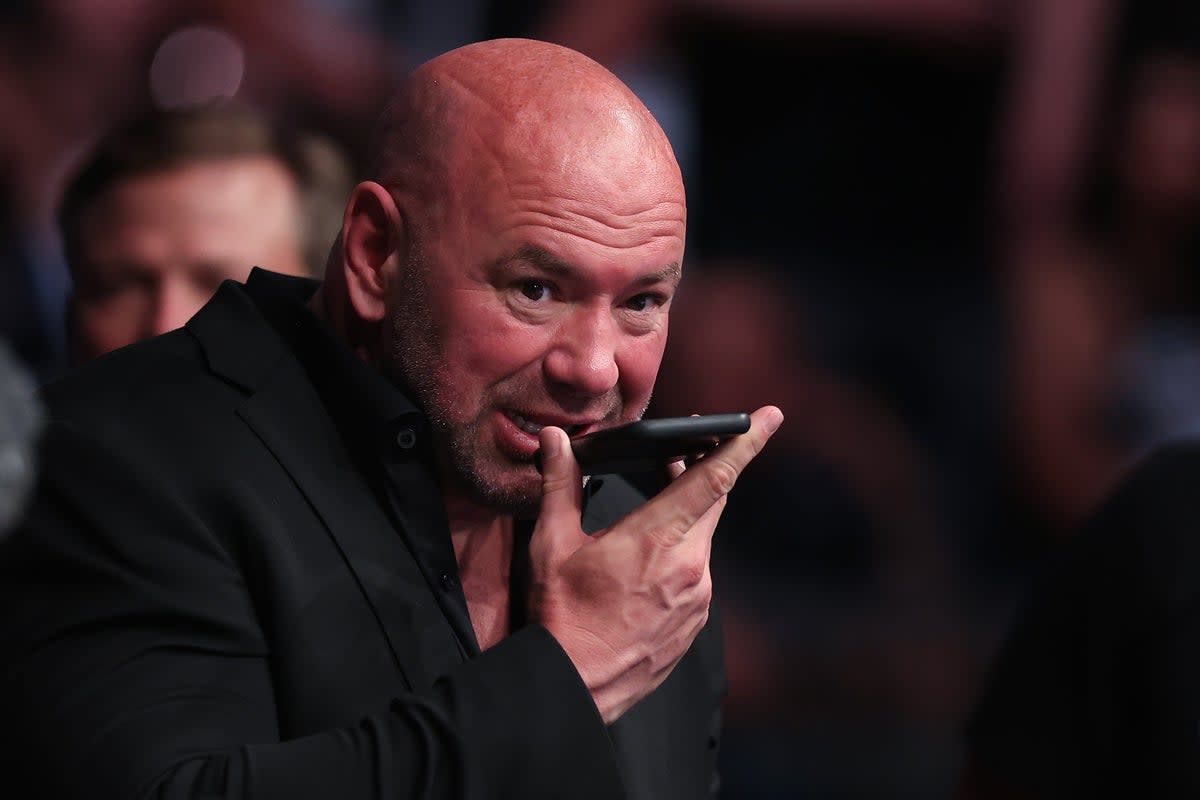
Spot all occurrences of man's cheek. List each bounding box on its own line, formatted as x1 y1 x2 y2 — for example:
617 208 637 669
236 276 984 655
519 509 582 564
463 324 548 378
79 305 134 351
624 336 667 390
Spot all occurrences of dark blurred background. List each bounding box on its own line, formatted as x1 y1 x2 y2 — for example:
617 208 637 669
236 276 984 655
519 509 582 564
4 1 1200 797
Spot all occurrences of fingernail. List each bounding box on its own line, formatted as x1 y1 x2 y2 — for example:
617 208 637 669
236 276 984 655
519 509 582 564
764 408 783 435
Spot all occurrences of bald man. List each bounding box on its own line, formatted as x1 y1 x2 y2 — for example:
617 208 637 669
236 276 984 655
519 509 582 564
0 40 782 800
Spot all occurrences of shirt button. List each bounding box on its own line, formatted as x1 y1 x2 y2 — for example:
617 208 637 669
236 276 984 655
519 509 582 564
440 572 458 591
395 428 417 449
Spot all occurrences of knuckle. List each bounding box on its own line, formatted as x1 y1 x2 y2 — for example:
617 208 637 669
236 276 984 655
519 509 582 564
541 473 574 495
702 458 740 497
642 518 688 551
680 555 707 587
751 427 769 455
646 526 682 552
661 633 688 664
698 570 713 603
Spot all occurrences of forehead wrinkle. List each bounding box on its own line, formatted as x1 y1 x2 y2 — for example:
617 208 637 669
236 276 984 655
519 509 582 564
507 188 686 225
502 192 686 252
508 210 684 253
501 245 682 287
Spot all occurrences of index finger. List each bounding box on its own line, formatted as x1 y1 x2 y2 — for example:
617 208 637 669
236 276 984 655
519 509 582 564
621 405 783 545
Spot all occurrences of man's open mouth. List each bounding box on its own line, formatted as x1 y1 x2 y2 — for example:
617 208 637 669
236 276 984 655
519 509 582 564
506 410 588 437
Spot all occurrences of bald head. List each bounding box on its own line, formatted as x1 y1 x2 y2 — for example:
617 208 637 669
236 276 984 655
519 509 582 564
327 39 687 512
367 38 681 218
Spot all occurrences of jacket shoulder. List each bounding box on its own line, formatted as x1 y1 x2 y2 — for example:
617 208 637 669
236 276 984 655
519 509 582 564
41 329 213 425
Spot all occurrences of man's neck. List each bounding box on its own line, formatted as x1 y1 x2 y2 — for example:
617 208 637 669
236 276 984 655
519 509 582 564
443 487 515 652
442 489 511 559
307 284 380 366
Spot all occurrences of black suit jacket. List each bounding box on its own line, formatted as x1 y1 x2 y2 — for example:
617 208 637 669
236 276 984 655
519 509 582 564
0 272 725 799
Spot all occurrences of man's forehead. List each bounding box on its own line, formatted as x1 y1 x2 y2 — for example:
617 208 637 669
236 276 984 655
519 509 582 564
82 160 294 232
432 87 666 183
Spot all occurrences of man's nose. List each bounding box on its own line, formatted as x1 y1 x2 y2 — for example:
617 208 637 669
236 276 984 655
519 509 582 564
149 276 206 337
543 306 620 398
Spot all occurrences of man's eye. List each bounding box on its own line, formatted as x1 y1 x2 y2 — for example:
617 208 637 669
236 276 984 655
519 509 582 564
78 277 132 301
518 280 551 302
623 293 663 312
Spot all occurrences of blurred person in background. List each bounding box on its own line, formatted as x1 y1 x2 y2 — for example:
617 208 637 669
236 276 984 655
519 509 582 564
1008 27 1200 535
0 0 394 378
961 5 1200 797
58 104 352 363
652 263 966 796
654 263 951 611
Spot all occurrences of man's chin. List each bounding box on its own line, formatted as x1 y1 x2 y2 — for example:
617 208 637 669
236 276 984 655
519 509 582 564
471 480 541 519
457 461 543 518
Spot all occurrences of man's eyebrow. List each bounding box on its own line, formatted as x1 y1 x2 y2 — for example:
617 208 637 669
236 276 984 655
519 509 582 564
636 262 682 287
508 245 575 277
506 245 681 286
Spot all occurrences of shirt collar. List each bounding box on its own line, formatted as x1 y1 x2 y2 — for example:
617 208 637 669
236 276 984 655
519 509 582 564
243 267 427 450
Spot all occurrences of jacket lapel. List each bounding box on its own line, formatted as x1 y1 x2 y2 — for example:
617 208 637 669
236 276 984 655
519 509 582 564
187 281 465 691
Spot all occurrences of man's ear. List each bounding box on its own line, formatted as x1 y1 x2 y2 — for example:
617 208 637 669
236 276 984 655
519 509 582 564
341 181 405 324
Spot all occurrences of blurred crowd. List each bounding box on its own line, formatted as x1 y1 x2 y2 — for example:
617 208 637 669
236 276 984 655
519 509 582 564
4 0 1200 797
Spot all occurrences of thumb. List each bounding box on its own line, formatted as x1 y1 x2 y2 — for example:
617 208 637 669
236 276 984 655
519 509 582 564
531 426 586 568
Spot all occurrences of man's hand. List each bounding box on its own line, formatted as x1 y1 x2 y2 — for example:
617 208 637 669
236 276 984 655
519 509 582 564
529 405 783 723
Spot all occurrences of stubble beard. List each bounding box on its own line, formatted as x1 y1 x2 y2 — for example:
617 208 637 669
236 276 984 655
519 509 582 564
385 250 545 516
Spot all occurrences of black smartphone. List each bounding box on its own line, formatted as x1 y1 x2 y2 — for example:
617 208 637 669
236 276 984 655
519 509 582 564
563 413 751 475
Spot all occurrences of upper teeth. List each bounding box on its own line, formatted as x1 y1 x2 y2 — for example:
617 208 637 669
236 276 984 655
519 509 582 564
510 412 581 436
511 412 545 435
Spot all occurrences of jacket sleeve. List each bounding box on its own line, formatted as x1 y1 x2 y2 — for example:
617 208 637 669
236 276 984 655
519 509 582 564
0 422 625 800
